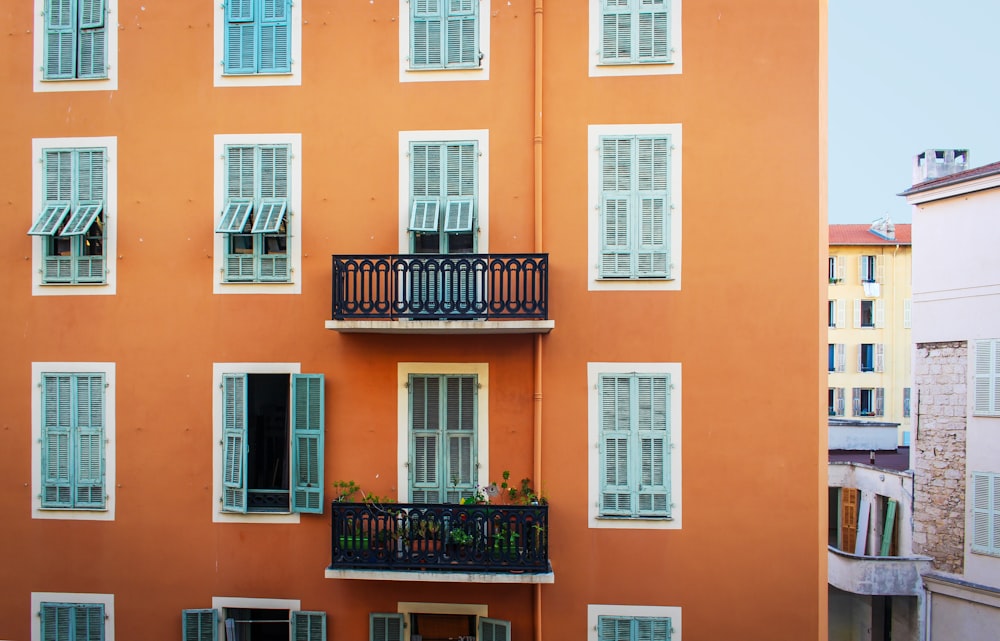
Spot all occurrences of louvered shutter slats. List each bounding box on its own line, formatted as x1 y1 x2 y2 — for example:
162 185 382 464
601 0 671 64
183 609 218 641
370 613 404 641
412 0 477 68
409 200 440 231
250 199 287 233
410 374 477 503
291 611 326 641
291 374 324 513
479 618 511 641
61 203 103 236
29 203 72 236
45 0 77 79
259 0 291 73
221 374 248 512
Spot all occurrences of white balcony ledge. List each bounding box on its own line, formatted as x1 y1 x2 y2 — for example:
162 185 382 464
324 566 555 584
828 546 932 596
325 319 555 334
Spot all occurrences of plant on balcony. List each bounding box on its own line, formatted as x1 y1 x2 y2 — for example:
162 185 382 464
408 518 444 556
491 524 521 559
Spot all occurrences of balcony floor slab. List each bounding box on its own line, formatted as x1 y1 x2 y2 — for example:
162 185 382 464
325 566 555 584
325 319 555 334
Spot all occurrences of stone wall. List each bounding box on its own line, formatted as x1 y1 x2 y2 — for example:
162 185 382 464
913 341 967 573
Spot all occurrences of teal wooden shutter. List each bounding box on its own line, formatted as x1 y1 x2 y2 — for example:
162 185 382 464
637 0 670 62
598 616 672 641
259 0 291 73
599 375 633 515
29 204 71 236
637 616 673 640
635 136 670 277
445 0 478 67
182 609 218 641
41 603 105 641
77 0 107 78
225 0 257 73
222 146 257 279
44 0 77 79
256 145 290 281
291 611 326 641
601 0 632 64
410 375 442 503
443 198 474 231
411 0 443 67
444 142 477 222
444 375 477 503
251 200 287 233
479 618 511 641
291 374 325 513
221 374 248 512
41 374 73 507
370 613 404 641
411 142 442 211
30 150 73 236
409 200 440 231
598 616 631 641
600 137 634 277
636 375 670 516
74 374 106 508
75 604 105 641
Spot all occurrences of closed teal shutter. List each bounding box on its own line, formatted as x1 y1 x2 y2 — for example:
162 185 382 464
44 0 77 79
601 0 632 64
77 0 107 79
599 375 632 515
291 611 326 641
225 0 257 73
74 374 106 508
411 0 443 67
636 374 670 516
445 0 478 67
182 609 218 641
635 136 670 277
600 137 634 277
637 0 670 63
409 374 478 503
410 375 442 503
41 603 104 641
259 0 291 73
479 618 511 641
221 374 248 512
75 604 105 641
370 613 404 641
598 616 672 641
41 373 104 509
602 0 671 64
41 376 73 507
445 375 477 503
291 374 324 513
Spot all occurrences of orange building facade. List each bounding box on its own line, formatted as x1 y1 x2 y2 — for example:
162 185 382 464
0 2 827 640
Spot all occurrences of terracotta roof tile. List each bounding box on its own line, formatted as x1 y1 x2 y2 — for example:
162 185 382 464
829 224 911 245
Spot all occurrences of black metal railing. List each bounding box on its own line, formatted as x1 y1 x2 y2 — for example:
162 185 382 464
329 502 549 573
331 254 548 320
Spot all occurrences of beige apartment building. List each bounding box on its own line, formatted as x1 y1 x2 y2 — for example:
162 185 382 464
828 220 913 445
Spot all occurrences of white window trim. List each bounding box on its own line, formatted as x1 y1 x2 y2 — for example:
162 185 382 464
587 362 681 529
213 134 302 295
31 137 118 297
31 592 115 641
398 0 491 83
588 0 682 78
398 130 490 253
31 362 116 521
212 362 302 523
213 0 302 87
33 0 119 93
587 124 682 291
588 605 682 641
397 363 489 502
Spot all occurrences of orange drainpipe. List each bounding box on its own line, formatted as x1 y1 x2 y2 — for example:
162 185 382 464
532 1 544 640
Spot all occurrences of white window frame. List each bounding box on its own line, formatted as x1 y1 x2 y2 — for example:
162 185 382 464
213 0 302 87
31 362 116 521
213 134 302 294
33 0 119 93
398 130 489 253
31 137 118 296
587 604 682 641
588 362 681 529
397 362 489 502
588 124 682 291
212 362 302 523
398 0 491 83
31 592 115 641
588 0 682 78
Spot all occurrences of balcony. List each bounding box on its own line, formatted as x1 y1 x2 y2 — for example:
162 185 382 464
325 502 554 584
326 254 554 334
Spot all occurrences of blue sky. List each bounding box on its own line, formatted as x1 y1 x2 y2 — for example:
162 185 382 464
828 1 1000 223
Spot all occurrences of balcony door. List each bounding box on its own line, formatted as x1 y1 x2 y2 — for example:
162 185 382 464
409 374 478 503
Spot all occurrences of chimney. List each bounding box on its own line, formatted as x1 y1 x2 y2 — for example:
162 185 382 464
912 149 969 185
869 215 895 241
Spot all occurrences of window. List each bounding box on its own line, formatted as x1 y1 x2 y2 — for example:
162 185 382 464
859 255 879 283
28 145 110 288
408 141 478 254
32 362 116 520
217 371 324 515
829 344 845 373
588 126 681 287
588 363 682 528
184 598 324 641
34 0 119 92
828 255 844 283
589 0 682 77
854 299 883 329
828 301 836 328
971 471 1000 556
400 0 490 82
858 343 883 373
828 388 845 417
371 604 507 641
852 387 884 417
214 134 301 294
409 374 478 503
214 0 301 86
588 605 681 641
974 339 1000 416
903 387 911 418
32 593 114 641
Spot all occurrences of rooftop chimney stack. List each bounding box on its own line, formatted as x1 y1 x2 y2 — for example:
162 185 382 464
869 215 895 241
912 149 969 185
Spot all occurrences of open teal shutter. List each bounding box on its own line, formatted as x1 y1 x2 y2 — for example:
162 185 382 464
637 0 670 62
77 0 107 78
600 137 634 277
225 0 257 73
251 199 287 233
29 203 72 236
410 375 441 503
445 0 478 66
599 375 633 515
74 374 106 508
370 613 404 641
183 609 218 641
636 375 670 516
444 375 477 503
44 0 77 79
411 0 443 67
221 374 248 512
259 0 291 73
41 374 73 507
635 136 670 277
291 374 324 513
291 611 326 641
479 618 511 641
444 198 474 231
409 200 440 231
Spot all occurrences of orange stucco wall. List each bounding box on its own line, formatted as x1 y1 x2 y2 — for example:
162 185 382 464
0 1 826 639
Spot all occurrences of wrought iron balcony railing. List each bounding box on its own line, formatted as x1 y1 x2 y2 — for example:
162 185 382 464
331 254 548 320
329 502 550 574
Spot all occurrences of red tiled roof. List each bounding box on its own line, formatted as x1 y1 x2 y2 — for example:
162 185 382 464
899 160 1000 196
829 224 911 245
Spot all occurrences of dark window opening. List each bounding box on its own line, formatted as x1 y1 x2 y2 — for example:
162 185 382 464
224 608 290 641
860 300 875 328
409 613 476 641
860 344 874 372
247 374 290 512
828 345 836 372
